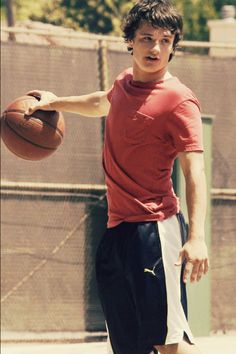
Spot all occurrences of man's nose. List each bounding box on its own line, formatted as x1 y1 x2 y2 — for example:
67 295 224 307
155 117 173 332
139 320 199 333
151 41 160 54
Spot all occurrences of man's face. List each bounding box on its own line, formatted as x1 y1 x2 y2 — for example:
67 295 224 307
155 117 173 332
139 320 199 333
128 22 175 81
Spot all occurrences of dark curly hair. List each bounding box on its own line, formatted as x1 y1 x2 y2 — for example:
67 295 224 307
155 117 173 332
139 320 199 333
122 0 183 61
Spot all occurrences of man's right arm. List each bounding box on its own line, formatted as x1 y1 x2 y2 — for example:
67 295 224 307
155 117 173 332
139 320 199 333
26 90 111 118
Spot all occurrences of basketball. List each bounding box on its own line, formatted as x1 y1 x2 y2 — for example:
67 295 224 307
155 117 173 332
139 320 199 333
0 95 65 161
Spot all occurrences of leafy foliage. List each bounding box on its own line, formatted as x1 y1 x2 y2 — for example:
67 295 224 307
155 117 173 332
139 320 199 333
1 0 48 22
29 0 136 35
2 0 236 40
173 0 218 41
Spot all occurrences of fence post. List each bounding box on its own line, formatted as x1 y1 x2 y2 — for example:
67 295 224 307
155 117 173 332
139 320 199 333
6 0 16 41
98 39 109 141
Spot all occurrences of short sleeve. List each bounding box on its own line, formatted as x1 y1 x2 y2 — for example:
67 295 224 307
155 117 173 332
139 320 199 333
166 100 204 152
107 85 114 103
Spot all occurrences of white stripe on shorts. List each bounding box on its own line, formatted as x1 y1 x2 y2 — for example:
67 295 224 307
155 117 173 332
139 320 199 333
106 322 114 354
107 335 114 354
157 215 194 345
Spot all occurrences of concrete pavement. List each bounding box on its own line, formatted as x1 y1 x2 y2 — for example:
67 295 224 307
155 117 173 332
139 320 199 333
2 335 236 354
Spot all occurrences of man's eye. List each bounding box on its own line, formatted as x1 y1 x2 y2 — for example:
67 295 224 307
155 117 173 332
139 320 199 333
162 38 170 44
143 37 152 41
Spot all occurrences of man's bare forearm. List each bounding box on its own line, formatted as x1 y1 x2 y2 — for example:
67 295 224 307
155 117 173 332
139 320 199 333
185 167 207 240
177 152 209 283
26 90 110 117
50 91 110 117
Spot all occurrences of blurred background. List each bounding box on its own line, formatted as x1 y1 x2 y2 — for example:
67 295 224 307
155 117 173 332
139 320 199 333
1 0 236 343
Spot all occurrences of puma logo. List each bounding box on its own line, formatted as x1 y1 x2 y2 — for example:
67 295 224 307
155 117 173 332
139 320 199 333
144 268 156 276
144 257 162 277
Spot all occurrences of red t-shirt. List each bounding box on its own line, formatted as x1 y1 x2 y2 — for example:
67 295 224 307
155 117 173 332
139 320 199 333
103 68 203 228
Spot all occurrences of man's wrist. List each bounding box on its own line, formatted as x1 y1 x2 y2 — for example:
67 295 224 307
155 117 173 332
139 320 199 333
50 97 61 110
188 230 205 241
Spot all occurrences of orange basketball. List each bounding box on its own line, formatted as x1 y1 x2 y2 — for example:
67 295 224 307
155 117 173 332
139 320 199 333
1 95 65 161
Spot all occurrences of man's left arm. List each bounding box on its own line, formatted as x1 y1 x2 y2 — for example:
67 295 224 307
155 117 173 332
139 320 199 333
176 151 209 283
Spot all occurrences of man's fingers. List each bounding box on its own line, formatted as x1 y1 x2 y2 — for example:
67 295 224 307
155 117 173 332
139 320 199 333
183 261 192 283
25 105 39 116
190 262 199 283
25 90 43 115
175 251 183 266
196 262 205 281
26 90 42 100
204 258 209 274
188 258 209 283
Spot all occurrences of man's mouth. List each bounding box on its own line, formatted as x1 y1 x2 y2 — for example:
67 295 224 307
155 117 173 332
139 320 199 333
146 56 159 61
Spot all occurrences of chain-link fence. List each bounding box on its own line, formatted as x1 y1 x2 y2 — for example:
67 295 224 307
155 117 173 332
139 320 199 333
1 27 236 335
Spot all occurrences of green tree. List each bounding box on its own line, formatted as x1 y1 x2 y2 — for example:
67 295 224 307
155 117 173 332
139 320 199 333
173 0 217 41
1 0 48 22
2 0 234 40
31 0 218 40
30 0 136 35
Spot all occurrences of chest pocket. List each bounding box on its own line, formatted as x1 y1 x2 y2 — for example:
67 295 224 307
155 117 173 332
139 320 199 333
124 111 154 144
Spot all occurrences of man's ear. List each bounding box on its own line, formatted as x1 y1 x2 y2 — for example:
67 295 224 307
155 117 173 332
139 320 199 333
127 39 134 54
127 39 134 49
168 46 176 62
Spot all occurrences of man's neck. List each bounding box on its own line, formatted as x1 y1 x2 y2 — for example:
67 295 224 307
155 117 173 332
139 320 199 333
132 66 172 84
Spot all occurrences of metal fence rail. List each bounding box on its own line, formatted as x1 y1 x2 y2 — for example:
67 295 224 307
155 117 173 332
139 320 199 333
2 26 236 49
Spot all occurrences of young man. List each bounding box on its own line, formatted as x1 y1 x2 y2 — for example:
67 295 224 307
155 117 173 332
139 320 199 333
26 1 209 353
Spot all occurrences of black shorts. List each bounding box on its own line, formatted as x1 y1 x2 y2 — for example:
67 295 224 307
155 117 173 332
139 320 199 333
96 214 194 354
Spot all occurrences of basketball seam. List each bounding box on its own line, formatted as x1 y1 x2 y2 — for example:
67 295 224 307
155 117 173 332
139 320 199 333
2 137 46 161
4 109 64 138
4 117 57 151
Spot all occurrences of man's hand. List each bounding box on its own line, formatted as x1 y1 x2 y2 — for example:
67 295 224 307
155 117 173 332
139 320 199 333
25 90 57 115
175 239 209 283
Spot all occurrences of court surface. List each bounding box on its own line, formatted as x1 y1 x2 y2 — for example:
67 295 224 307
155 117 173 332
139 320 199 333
2 335 236 354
